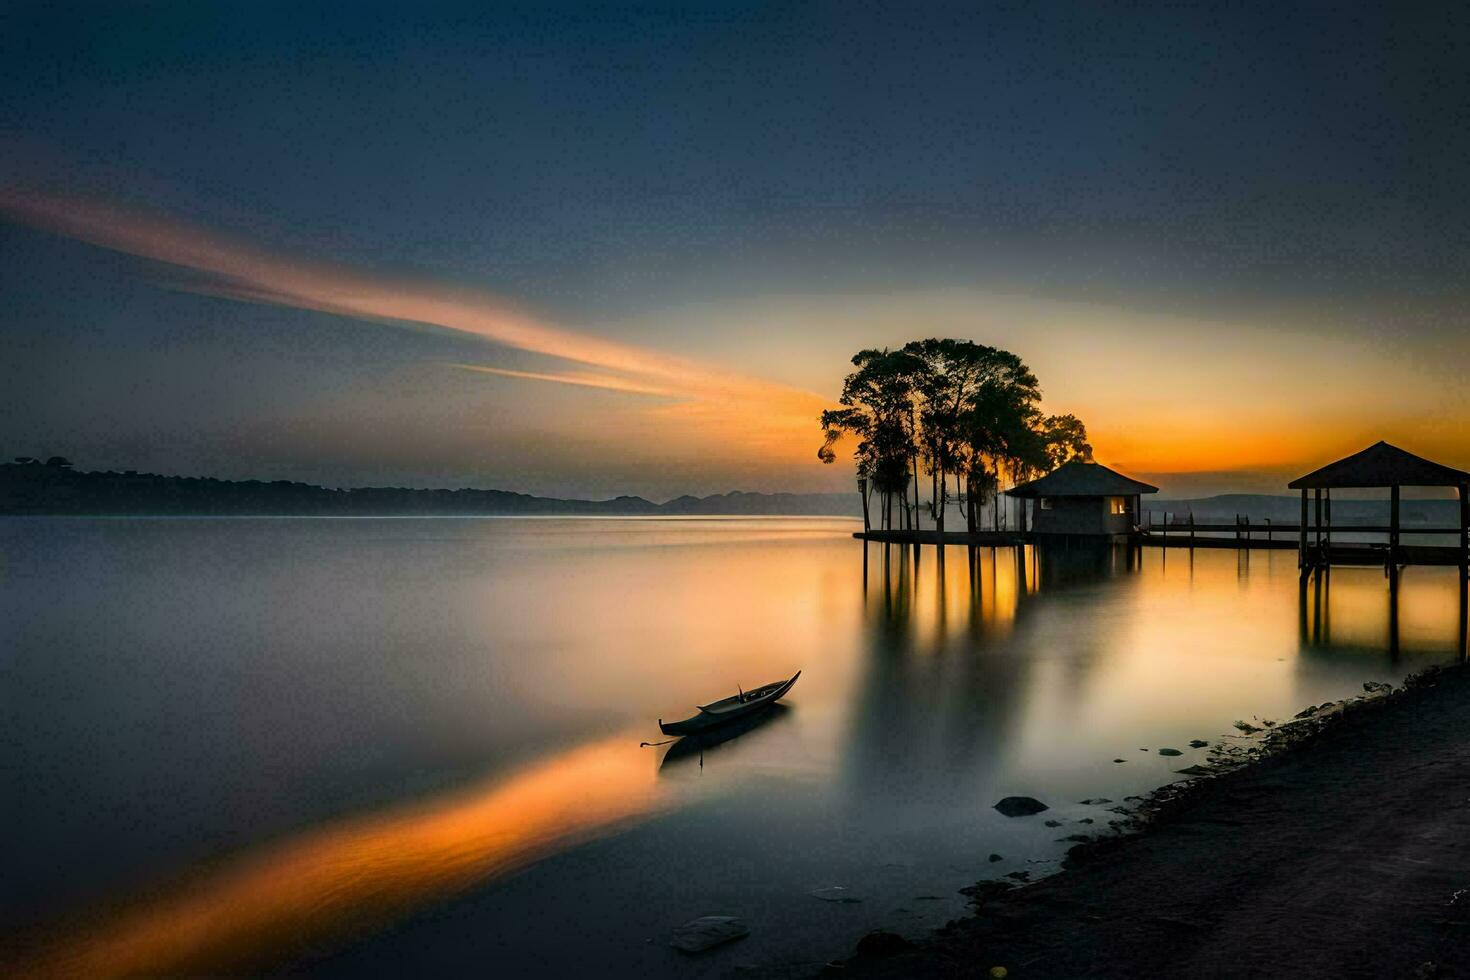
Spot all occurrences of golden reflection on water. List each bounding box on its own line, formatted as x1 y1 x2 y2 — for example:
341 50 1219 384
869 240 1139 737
1301 565 1467 654
857 542 1465 798
7 531 1465 978
863 539 1470 661
3 735 668 979
867 545 1037 649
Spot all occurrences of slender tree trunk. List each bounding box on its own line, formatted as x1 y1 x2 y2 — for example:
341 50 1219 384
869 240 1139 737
911 452 921 530
930 466 937 529
937 471 946 533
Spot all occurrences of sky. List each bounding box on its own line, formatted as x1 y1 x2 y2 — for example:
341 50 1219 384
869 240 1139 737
2 2 1468 500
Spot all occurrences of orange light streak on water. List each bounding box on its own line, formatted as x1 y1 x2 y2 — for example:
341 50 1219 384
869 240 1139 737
4 735 669 979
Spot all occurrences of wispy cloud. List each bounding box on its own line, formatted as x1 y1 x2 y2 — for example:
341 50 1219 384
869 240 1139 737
445 363 675 397
0 185 832 465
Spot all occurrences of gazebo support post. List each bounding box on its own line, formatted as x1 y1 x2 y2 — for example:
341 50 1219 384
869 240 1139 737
1299 488 1308 569
1460 481 1468 578
1314 489 1323 558
1390 484 1401 568
1325 489 1332 554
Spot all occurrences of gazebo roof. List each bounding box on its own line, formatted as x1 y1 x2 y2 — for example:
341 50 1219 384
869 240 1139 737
1287 441 1470 489
1006 460 1159 498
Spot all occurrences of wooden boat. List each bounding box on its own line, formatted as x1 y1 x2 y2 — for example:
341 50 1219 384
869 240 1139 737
659 671 800 736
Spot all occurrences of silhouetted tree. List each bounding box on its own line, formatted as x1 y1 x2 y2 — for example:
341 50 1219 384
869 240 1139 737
903 340 1040 532
820 339 1089 534
818 348 923 530
1040 414 1091 467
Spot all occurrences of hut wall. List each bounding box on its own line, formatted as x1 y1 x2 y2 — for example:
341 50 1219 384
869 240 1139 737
1031 496 1132 537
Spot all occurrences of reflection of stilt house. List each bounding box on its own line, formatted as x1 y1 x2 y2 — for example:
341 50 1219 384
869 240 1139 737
1288 441 1470 576
1006 460 1158 539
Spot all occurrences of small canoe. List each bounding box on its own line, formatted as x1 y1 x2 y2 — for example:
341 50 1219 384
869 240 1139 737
659 671 800 736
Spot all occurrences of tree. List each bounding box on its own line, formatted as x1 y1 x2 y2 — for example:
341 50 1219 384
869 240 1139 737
819 338 1090 535
903 340 1039 532
1039 414 1091 467
818 348 923 530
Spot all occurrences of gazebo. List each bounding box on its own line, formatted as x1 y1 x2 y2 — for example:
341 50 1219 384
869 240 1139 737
1006 460 1159 539
1287 441 1470 576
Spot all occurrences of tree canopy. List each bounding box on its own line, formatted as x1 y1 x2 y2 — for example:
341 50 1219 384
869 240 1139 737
819 339 1090 531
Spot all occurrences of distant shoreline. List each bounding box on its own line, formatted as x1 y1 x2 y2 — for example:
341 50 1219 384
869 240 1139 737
0 461 862 518
4 461 1460 524
0 513 863 521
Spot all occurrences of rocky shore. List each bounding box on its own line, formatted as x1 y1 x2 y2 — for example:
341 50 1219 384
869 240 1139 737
844 662 1470 979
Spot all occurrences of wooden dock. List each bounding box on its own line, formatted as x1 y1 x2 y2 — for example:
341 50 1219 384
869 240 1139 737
853 529 1027 546
854 523 1467 570
852 442 1467 579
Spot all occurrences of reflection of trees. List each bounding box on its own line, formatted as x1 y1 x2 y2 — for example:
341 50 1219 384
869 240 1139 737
841 541 1136 819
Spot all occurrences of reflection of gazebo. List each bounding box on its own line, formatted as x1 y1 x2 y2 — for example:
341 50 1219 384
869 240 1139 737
1287 441 1469 577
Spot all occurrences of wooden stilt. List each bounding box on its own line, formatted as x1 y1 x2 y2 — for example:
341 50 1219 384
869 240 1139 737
1299 488 1308 569
1390 484 1401 568
1460 481 1468 577
1314 489 1323 558
1325 489 1331 554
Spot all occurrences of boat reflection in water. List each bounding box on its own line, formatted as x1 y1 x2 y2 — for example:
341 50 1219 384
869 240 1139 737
660 702 793 769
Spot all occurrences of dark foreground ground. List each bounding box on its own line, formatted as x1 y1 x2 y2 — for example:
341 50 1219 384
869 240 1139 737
847 664 1470 980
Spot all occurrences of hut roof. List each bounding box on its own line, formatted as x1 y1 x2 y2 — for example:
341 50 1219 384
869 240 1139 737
1006 460 1159 498
1287 441 1470 489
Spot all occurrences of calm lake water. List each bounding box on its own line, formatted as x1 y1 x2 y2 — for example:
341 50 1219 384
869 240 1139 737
2 517 1466 976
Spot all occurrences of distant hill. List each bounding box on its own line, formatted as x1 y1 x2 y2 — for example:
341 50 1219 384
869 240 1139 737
658 491 860 516
0 461 865 518
1149 493 1459 527
6 462 1456 524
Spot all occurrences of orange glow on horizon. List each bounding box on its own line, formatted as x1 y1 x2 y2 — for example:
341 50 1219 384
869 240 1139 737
4 184 1466 490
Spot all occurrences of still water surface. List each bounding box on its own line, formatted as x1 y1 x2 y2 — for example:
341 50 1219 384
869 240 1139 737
1 517 1465 976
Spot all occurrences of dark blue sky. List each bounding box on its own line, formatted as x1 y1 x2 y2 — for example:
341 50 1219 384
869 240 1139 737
3 2 1468 496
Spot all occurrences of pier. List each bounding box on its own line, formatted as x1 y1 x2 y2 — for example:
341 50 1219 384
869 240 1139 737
854 442 1469 581
1287 441 1468 579
853 529 1027 547
854 524 1467 562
